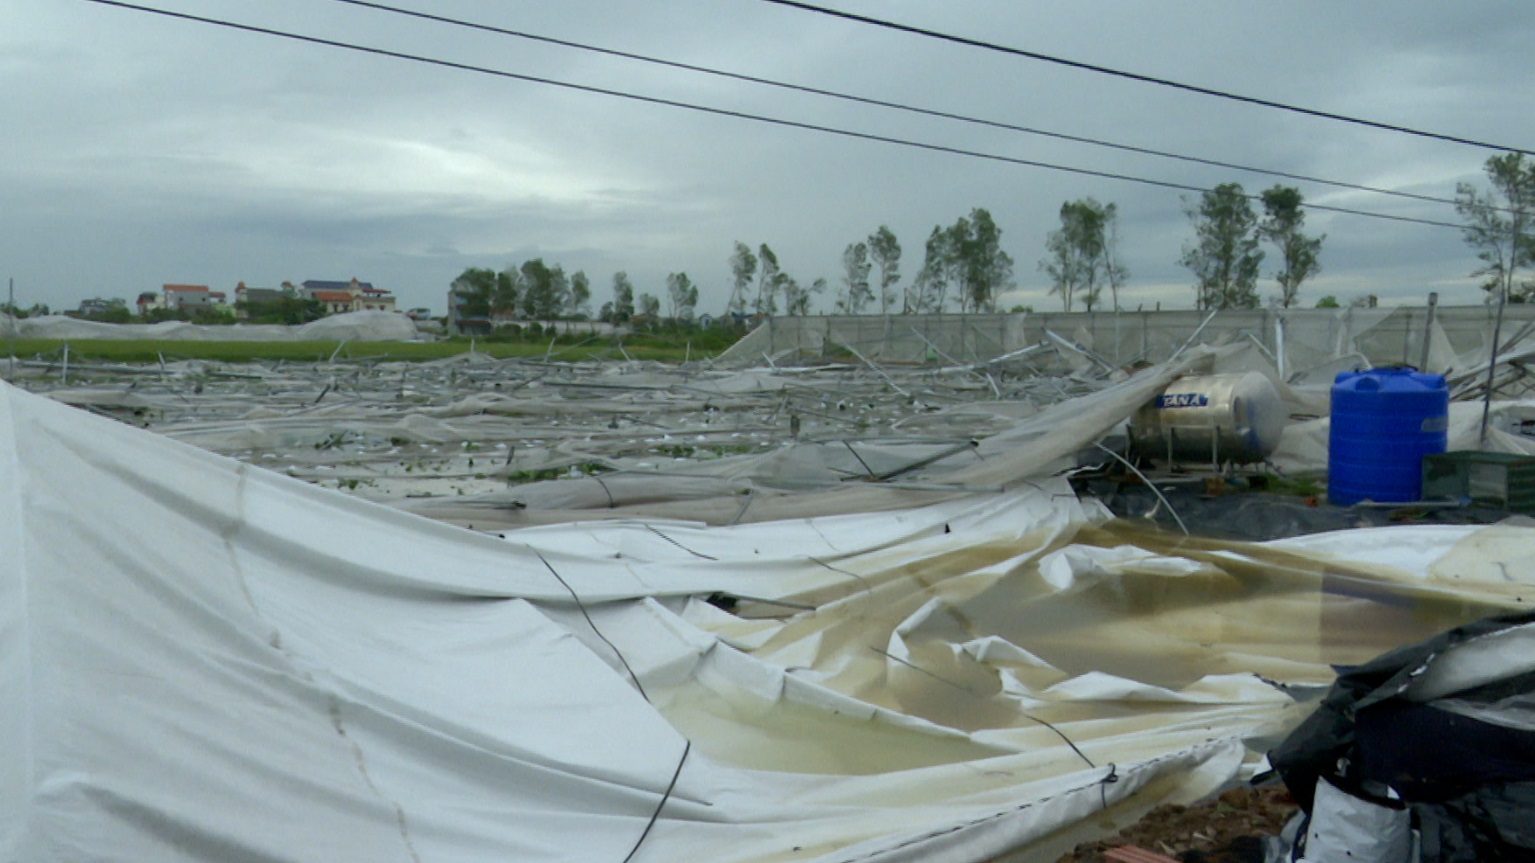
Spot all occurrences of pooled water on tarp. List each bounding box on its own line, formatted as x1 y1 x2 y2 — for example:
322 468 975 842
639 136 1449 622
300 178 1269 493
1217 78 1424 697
954 522 1516 692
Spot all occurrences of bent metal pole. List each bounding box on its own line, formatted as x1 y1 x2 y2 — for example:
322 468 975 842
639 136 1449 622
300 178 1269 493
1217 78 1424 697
1480 290 1507 446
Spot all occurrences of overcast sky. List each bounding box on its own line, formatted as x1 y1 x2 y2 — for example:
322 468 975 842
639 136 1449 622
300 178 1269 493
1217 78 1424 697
4 0 1533 316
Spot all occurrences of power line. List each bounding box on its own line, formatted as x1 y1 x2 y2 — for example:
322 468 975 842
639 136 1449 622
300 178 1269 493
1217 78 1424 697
325 0 1474 213
757 0 1535 158
79 0 1465 231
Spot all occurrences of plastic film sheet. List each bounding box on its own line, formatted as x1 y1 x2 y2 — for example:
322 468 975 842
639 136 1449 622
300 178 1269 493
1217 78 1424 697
6 378 1535 861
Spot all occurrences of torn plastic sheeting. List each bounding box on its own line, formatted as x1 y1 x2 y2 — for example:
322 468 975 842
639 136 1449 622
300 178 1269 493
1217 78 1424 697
1298 778 1411 863
3 310 421 342
0 380 1255 862
10 373 1535 861
1269 398 1535 476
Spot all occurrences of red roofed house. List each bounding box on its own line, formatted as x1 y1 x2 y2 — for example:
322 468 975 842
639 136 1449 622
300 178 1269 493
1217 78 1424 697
163 284 216 311
299 278 396 314
312 291 357 314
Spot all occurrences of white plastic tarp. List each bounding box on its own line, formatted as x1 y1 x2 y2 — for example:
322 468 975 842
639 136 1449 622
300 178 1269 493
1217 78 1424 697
0 380 1246 862
5 378 1535 862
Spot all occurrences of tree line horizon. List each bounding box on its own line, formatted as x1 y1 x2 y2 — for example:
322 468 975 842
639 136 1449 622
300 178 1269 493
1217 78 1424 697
6 155 1525 326
439 152 1530 325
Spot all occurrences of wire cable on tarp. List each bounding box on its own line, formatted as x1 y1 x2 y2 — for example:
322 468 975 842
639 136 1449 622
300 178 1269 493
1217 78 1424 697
1093 442 1190 536
530 548 694 863
644 525 718 560
528 546 696 859
531 548 651 703
619 740 691 863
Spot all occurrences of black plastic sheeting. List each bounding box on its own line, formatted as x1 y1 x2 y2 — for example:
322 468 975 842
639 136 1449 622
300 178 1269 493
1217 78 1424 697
1077 475 1515 542
1268 611 1535 863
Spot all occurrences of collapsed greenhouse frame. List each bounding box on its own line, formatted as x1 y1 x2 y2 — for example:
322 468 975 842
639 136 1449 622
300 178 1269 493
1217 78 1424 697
3 306 1535 861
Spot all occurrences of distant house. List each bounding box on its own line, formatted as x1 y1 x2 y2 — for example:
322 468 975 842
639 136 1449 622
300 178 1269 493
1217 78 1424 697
76 297 126 316
162 284 225 312
299 278 396 313
446 285 491 336
312 291 358 315
233 282 284 306
136 292 163 315
231 282 288 320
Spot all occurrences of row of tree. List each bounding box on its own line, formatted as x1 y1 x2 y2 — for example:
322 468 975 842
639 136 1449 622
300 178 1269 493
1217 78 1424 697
452 152 1533 325
725 243 826 317
1033 185 1325 313
452 260 593 322
1177 183 1325 310
729 208 1016 318
453 260 710 325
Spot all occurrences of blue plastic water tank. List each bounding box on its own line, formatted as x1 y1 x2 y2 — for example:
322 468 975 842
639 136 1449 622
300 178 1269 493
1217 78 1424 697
1328 368 1449 505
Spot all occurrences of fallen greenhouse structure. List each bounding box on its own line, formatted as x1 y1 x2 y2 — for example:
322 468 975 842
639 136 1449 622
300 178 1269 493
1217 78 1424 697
3 306 1535 861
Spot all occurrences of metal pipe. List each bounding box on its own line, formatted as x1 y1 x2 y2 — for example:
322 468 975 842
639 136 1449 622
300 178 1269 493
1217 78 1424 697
1274 313 1287 382
5 277 14 381
1418 292 1438 371
1481 292 1508 446
1094 443 1190 536
1168 310 1219 364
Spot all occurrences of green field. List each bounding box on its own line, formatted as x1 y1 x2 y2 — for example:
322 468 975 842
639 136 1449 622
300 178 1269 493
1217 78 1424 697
1 337 719 365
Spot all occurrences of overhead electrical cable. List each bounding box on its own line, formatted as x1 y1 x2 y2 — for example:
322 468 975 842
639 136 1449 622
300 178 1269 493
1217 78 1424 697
80 0 1465 231
757 0 1535 158
325 0 1475 213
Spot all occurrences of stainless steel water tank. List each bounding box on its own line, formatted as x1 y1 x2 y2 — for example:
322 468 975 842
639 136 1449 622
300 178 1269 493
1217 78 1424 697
1128 372 1286 465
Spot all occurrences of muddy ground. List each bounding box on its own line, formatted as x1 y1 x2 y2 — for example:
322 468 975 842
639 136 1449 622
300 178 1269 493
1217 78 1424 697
1056 785 1298 863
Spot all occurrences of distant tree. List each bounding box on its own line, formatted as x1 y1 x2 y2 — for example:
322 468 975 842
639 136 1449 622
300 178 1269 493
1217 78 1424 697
837 241 873 314
610 271 635 322
2 301 49 319
598 300 615 322
72 297 132 324
1258 185 1324 308
493 268 520 314
1102 212 1128 311
753 244 781 315
188 306 232 326
666 272 698 320
144 306 188 324
1455 152 1535 304
550 265 570 318
913 226 953 312
567 270 592 318
451 267 497 318
867 225 902 314
518 259 567 321
951 208 1012 313
1041 199 1108 312
1314 295 1341 309
637 292 661 318
1180 183 1263 310
239 296 325 325
783 276 824 316
727 242 757 315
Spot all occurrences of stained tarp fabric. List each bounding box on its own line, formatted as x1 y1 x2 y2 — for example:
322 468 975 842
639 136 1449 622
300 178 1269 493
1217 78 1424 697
7 372 1535 862
0 379 1250 862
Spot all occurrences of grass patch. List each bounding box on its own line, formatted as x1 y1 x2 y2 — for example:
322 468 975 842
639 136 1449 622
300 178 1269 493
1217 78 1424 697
1261 473 1325 497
